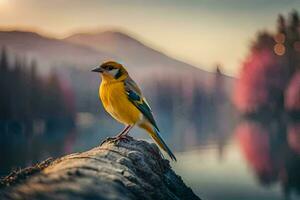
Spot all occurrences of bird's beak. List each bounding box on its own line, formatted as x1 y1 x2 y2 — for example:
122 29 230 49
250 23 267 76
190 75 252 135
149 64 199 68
91 66 103 73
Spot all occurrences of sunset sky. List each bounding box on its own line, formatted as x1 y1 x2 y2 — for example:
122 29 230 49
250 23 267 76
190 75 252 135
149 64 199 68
0 0 299 76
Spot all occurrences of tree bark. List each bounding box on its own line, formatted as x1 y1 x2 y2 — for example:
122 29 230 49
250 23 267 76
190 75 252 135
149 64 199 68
0 137 201 200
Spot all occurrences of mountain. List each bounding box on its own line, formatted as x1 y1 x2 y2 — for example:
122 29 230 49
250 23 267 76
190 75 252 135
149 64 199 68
0 29 234 92
65 30 233 89
0 30 113 72
0 29 235 117
64 31 181 67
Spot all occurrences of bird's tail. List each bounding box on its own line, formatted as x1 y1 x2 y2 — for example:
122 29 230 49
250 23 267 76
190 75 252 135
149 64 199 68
139 122 177 161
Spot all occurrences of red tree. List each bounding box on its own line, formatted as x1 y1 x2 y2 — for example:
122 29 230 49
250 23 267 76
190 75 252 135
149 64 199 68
234 38 288 114
285 71 300 112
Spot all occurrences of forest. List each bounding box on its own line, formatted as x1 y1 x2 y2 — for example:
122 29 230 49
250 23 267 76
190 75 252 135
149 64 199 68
0 49 75 134
234 11 300 119
0 45 228 140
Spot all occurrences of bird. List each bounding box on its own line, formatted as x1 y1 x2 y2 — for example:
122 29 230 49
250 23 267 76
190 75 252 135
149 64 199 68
92 61 176 161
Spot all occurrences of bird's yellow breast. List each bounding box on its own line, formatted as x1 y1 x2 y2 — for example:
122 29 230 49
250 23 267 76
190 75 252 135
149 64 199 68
100 81 142 125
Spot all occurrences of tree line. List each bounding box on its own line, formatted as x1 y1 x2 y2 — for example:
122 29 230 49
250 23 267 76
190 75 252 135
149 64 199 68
234 10 300 118
0 48 75 134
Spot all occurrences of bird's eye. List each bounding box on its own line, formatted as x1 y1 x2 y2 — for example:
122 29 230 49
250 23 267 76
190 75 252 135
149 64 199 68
105 65 114 70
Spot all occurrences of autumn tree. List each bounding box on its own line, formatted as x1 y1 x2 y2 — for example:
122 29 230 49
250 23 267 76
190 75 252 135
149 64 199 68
234 11 300 116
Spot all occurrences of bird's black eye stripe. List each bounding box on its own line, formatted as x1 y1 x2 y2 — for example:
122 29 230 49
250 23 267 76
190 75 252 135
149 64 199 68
103 65 114 70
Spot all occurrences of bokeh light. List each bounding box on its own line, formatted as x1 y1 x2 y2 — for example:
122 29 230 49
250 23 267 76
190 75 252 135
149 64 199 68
274 43 285 56
274 33 285 44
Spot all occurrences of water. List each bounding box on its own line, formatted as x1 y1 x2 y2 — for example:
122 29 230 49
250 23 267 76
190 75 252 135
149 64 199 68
172 119 300 200
173 140 283 200
0 115 299 200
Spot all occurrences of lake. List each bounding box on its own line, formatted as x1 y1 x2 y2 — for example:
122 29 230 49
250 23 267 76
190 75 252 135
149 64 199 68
0 114 299 200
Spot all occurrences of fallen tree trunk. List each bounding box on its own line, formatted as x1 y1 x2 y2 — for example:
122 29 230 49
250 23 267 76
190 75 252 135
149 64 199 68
0 137 201 200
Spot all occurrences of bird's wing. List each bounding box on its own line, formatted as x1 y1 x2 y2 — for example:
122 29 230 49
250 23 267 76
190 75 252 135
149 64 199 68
124 77 159 131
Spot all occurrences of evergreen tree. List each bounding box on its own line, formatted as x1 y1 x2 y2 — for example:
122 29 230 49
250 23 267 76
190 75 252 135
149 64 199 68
286 11 300 76
277 14 286 34
0 48 11 120
0 47 8 71
29 59 39 119
0 51 75 132
214 64 225 103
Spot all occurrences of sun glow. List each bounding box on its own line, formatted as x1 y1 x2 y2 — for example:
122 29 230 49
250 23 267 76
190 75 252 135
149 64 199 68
0 0 11 12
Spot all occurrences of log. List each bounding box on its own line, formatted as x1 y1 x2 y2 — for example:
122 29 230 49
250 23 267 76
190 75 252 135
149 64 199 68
0 136 201 200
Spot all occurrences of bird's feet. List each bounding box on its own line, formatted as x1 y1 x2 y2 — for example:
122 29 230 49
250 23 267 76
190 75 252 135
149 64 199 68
101 134 133 145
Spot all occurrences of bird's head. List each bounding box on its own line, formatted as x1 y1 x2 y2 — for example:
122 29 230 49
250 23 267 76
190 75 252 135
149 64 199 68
91 61 128 81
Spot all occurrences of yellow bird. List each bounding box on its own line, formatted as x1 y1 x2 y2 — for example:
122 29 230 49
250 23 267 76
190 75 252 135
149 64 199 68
92 61 176 161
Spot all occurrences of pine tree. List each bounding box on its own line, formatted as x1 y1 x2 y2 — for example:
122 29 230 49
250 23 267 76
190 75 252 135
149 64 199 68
30 59 38 119
286 11 300 76
0 47 8 71
0 48 11 120
277 14 286 34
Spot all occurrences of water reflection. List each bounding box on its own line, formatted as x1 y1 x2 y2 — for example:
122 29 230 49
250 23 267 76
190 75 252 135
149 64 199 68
171 118 300 200
235 119 300 200
0 116 119 177
0 127 75 176
1 116 300 200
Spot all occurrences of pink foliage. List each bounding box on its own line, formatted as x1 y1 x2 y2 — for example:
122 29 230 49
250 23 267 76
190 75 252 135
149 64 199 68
288 123 300 155
285 71 300 111
235 122 275 178
234 49 287 113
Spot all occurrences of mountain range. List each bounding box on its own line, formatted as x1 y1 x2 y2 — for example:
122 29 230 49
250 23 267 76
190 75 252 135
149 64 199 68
0 29 233 92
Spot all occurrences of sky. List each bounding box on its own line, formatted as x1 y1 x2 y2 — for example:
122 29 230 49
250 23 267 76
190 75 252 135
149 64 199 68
0 0 299 76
